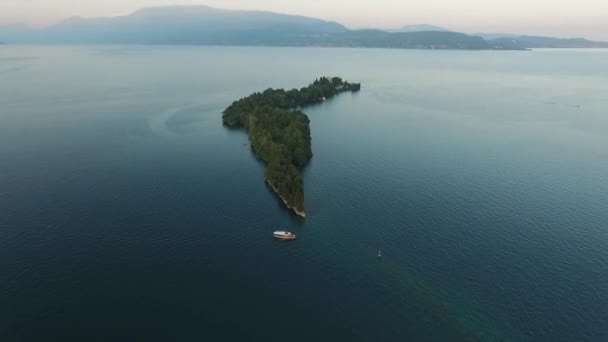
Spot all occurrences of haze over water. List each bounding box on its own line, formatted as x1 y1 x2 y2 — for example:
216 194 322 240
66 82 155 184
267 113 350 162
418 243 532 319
1 46 608 341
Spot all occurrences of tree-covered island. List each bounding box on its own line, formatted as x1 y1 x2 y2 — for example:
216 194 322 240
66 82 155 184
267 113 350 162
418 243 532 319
222 77 361 217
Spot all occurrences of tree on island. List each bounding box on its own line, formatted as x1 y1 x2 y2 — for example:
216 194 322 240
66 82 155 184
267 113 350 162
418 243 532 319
222 77 360 217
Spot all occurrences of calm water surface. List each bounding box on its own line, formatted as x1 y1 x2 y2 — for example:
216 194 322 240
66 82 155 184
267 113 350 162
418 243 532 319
1 46 608 341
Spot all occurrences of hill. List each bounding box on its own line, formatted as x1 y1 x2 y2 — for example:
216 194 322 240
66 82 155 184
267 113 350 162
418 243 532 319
0 5 500 49
317 30 490 49
6 6 604 49
1 6 606 49
0 5 348 45
488 35 608 49
386 24 450 33
473 32 519 40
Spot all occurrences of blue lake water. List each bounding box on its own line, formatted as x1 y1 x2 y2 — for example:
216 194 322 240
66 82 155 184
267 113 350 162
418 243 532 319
1 46 608 341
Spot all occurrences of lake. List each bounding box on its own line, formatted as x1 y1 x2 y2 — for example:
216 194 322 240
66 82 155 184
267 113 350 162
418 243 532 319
1 46 607 341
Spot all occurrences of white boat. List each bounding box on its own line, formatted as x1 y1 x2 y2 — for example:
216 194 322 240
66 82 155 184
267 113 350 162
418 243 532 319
273 231 296 240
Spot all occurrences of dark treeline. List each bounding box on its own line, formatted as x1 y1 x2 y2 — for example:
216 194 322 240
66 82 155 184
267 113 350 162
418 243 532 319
222 77 361 216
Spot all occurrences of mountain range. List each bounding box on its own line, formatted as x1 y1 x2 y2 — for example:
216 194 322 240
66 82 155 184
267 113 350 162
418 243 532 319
486 35 608 49
0 5 606 50
381 25 608 48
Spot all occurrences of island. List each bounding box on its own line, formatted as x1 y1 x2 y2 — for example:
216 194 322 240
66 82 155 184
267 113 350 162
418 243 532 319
222 77 361 217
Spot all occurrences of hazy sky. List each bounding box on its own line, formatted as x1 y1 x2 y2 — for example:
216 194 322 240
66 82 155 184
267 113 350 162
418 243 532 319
1 0 607 40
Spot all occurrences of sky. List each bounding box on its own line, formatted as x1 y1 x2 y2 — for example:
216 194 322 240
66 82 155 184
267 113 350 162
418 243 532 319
1 0 607 40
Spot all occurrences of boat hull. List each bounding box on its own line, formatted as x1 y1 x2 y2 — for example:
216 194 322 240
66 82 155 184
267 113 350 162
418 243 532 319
273 231 296 240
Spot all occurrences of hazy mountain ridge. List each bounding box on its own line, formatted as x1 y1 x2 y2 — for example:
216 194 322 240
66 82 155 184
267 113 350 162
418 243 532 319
322 30 489 49
386 24 450 33
473 32 520 40
0 5 348 45
488 35 608 48
381 25 607 48
388 27 608 48
0 6 605 49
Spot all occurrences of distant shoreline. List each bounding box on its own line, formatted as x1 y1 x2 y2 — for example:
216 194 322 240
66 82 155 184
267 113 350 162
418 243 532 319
4 43 608 51
0 43 528 51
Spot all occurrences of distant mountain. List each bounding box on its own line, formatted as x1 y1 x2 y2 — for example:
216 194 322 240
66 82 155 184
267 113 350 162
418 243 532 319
488 35 608 49
0 5 348 45
472 32 519 40
0 6 506 49
0 24 33 42
1 7 606 50
387 24 450 33
318 30 490 49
